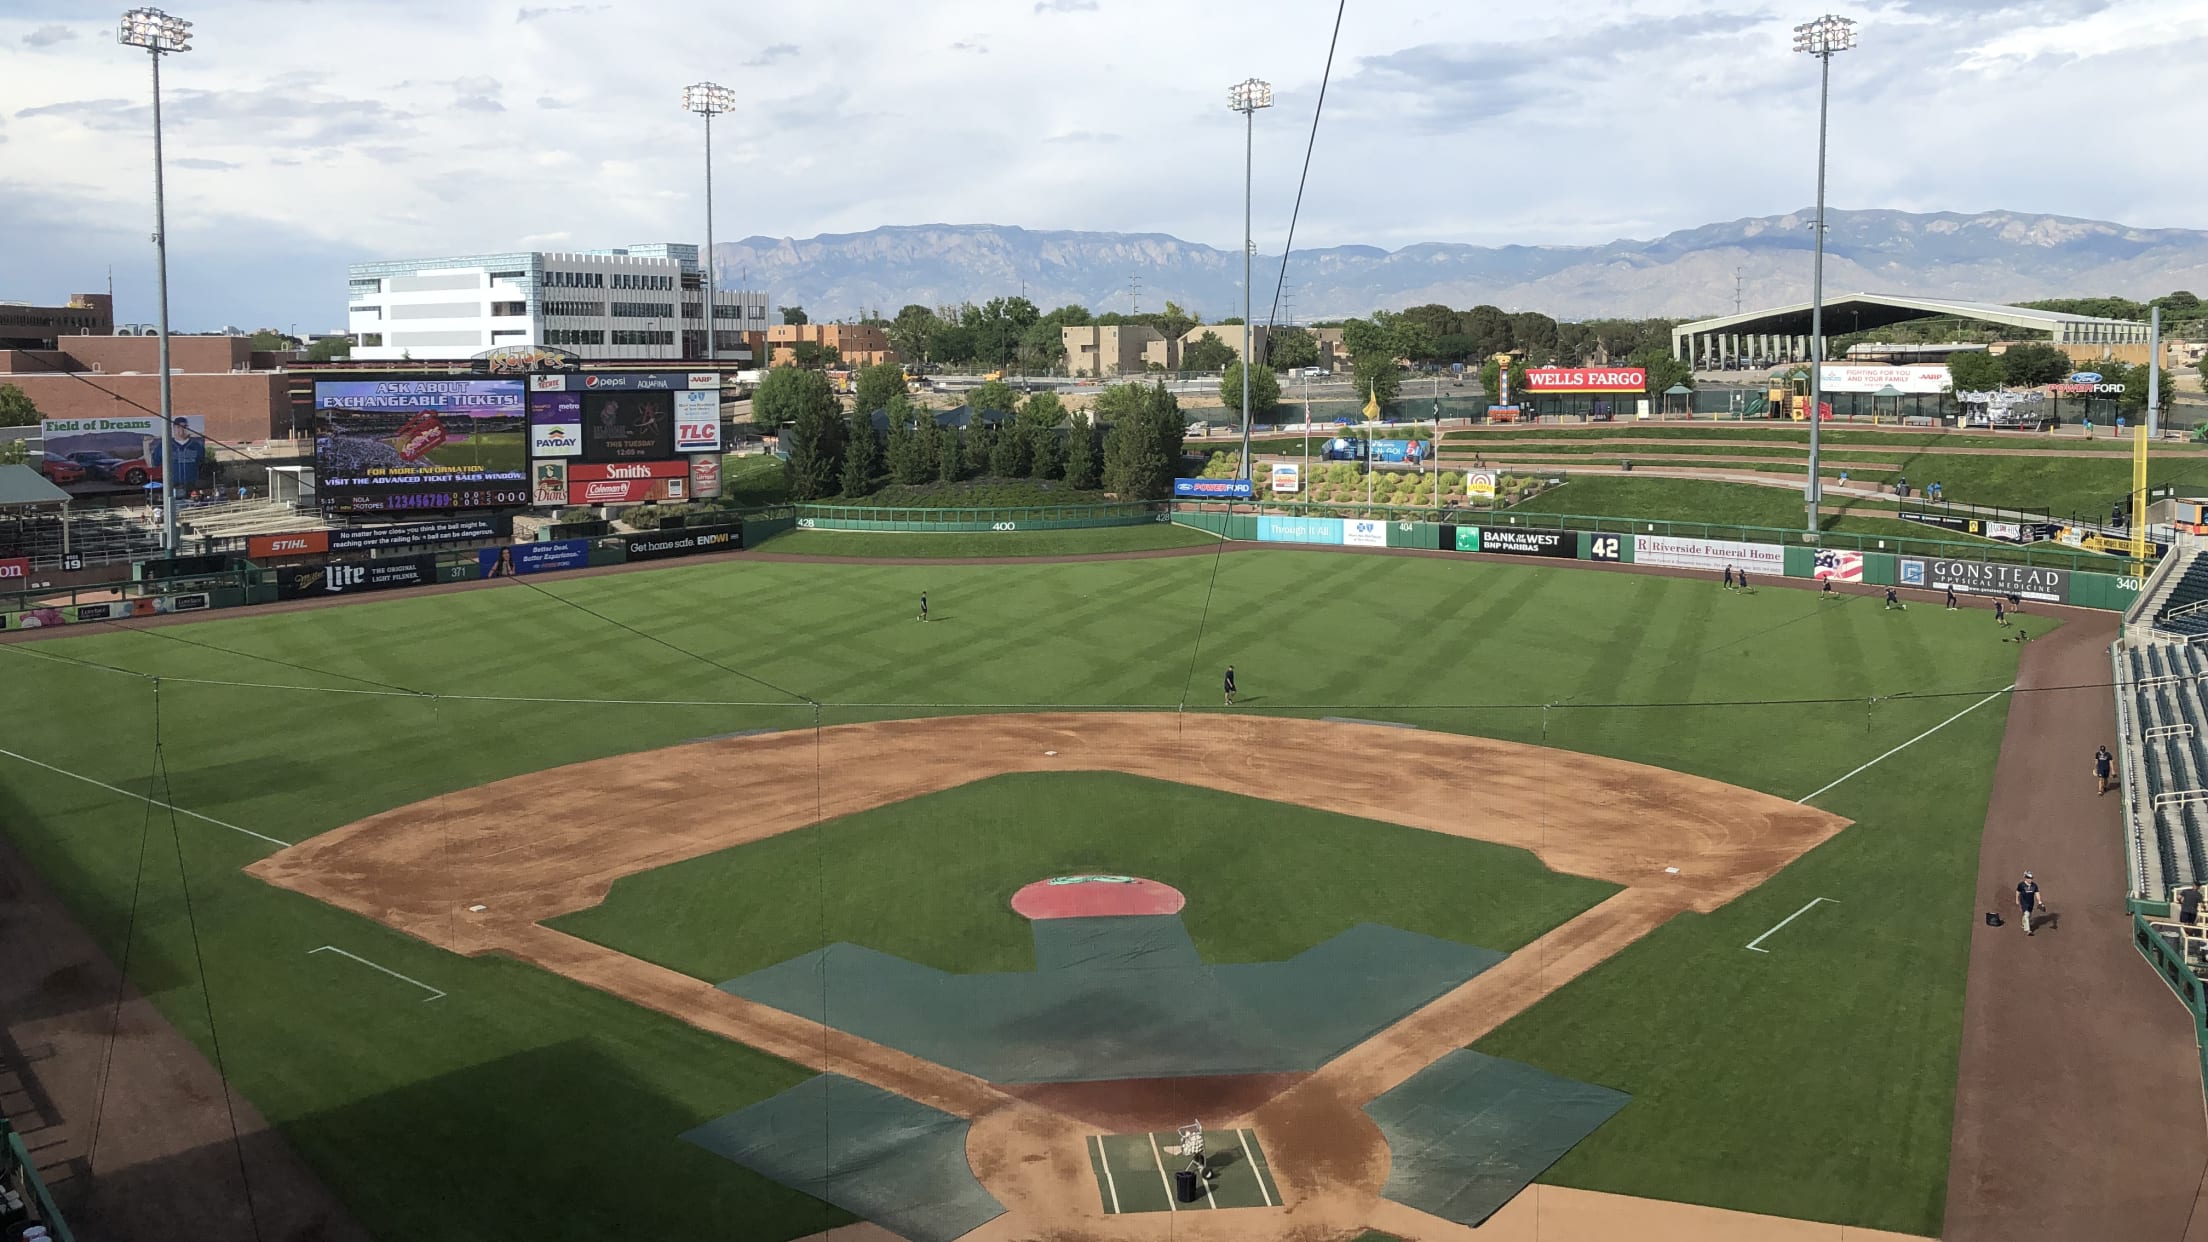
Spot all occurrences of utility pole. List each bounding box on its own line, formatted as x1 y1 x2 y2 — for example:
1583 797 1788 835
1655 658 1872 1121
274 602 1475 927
1734 266 1744 315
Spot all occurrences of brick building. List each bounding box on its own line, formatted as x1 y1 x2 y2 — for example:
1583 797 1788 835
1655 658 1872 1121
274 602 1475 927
0 293 115 349
0 335 292 444
766 323 897 367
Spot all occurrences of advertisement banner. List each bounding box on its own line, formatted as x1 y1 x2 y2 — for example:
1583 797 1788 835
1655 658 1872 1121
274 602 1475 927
1466 470 1499 500
529 391 583 458
248 531 330 559
313 379 528 512
1344 518 1387 548
1523 367 1647 393
1813 549 1864 582
568 461 690 482
38 415 210 496
1269 463 1301 494
1255 515 1343 545
581 389 676 462
688 373 719 390
689 453 723 500
1174 478 1254 499
330 518 502 552
674 389 722 452
533 461 569 507
576 373 690 391
1449 525 1578 558
1633 534 1785 575
570 476 686 505
1817 364 1952 395
478 539 590 577
1897 557 2068 602
1369 439 1428 464
623 524 741 562
0 557 29 581
274 556 438 600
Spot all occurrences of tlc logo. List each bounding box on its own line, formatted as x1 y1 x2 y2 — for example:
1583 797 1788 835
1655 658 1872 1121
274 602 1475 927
325 564 367 592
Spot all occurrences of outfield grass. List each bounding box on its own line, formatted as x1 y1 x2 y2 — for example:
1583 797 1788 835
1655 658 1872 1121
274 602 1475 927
0 549 2037 1239
554 772 1617 978
752 522 1219 558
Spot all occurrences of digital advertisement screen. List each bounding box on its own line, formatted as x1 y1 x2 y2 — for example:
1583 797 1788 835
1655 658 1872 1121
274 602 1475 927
580 390 676 463
313 379 530 512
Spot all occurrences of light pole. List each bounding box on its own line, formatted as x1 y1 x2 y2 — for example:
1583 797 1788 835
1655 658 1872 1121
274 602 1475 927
1229 78 1273 483
1794 13 1855 534
681 82 734 365
119 6 191 555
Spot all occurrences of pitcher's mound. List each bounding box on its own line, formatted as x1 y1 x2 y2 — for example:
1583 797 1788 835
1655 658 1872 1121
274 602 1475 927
1011 875 1185 920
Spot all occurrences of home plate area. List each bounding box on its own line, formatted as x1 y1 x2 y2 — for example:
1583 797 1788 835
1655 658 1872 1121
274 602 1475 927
1086 1127 1283 1213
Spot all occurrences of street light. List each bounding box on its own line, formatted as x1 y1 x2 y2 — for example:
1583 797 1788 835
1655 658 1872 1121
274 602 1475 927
118 6 192 555
1228 77 1273 483
1793 13 1855 534
681 81 735 364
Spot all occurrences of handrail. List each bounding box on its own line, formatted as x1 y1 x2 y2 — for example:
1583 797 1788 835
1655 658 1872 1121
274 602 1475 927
3 1118 73 1242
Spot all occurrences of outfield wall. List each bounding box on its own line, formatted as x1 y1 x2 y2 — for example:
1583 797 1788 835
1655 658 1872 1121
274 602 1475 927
790 501 1169 533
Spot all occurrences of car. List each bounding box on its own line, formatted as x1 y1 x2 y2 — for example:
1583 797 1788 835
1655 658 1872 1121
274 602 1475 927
39 457 90 485
1301 366 1330 377
99 455 162 486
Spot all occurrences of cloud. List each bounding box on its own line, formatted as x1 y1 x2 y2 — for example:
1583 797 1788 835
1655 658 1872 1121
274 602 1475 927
537 96 570 109
950 39 989 54
1034 0 1099 11
173 157 242 171
22 25 76 47
745 43 799 66
451 75 504 113
516 4 604 20
1045 130 1121 144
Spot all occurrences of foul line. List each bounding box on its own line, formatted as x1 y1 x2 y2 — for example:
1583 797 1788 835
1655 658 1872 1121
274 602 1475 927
1795 684 2014 805
308 945 445 1002
0 745 292 849
1238 1129 1274 1207
1147 1132 1179 1212
1746 897 1837 953
1090 1135 1122 1215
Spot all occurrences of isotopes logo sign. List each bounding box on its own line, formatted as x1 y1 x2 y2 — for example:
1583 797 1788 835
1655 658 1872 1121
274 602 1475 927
0 557 29 580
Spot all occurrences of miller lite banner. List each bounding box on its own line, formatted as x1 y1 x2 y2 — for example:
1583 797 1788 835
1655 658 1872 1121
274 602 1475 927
274 556 438 600
1523 367 1647 393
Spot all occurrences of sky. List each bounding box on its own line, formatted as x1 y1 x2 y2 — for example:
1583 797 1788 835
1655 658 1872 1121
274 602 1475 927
3 0 2203 331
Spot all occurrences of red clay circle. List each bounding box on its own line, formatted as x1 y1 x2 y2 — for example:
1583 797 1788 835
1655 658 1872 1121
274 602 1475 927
1010 875 1186 920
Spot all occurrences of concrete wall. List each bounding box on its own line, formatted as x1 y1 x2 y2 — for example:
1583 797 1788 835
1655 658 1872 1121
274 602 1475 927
5 371 290 442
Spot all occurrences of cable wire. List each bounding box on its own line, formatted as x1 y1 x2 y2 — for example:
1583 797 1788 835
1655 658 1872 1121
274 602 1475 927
1262 0 1349 341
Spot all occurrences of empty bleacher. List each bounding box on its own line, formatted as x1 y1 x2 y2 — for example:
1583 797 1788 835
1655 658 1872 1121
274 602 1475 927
2116 631 2208 902
2149 549 2208 638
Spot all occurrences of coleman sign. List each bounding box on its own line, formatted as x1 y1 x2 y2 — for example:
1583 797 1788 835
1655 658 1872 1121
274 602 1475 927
1522 367 1647 393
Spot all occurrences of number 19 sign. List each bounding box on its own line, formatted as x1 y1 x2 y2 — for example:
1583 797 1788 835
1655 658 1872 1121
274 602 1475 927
674 390 723 452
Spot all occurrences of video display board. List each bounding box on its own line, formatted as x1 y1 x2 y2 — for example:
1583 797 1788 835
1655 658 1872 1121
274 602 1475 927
313 379 529 513
580 390 675 463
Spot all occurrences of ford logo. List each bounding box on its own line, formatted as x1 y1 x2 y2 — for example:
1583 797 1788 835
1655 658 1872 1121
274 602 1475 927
2069 372 2102 384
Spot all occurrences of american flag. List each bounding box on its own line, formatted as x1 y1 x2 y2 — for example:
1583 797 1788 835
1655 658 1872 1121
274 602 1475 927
1813 549 1863 582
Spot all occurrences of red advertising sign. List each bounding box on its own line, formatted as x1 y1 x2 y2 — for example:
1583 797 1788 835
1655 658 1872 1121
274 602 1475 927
395 411 449 461
568 477 688 505
689 453 723 500
247 531 332 559
0 557 29 580
1522 367 1647 393
566 461 689 482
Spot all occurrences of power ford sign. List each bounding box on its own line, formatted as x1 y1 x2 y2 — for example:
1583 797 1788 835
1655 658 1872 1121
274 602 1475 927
1174 478 1254 499
1445 525 1579 558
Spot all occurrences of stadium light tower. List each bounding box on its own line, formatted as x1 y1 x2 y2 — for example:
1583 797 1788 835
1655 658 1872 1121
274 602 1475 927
681 82 735 363
1794 13 1855 534
118 6 192 554
1229 78 1273 482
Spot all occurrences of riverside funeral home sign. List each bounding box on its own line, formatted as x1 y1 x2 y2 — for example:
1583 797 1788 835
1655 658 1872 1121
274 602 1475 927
1522 367 1647 393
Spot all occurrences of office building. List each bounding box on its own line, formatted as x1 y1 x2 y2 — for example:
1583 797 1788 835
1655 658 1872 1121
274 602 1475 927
0 293 116 350
346 243 770 363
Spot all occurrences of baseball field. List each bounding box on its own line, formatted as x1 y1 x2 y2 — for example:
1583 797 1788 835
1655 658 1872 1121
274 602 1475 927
0 541 2038 1239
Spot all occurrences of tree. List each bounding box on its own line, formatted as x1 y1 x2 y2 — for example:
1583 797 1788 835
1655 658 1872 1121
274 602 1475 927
1268 326 1319 371
1098 381 1181 499
0 440 26 466
1064 412 1099 489
1031 421 1067 480
1945 351 2006 393
1999 342 2072 387
305 336 353 362
1156 301 1197 341
247 329 298 351
1181 331 1237 373
1625 346 1693 398
1352 351 1402 407
789 340 839 370
1477 356 1531 404
1018 388 1067 431
853 361 906 415
936 424 965 482
783 394 848 502
755 365 840 476
989 422 1030 477
782 306 809 326
1218 361 1282 422
888 304 940 364
840 409 881 498
0 383 40 427
968 379 1020 417
884 402 917 483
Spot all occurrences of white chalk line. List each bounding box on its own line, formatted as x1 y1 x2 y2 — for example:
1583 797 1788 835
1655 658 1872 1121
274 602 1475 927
0 745 292 849
1796 684 2015 805
1147 1131 1179 1212
1237 1128 1274 1207
1746 897 1838 953
308 945 446 1002
1091 1135 1123 1214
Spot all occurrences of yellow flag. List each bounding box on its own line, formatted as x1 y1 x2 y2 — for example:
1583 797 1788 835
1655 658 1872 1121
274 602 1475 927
1362 385 1380 422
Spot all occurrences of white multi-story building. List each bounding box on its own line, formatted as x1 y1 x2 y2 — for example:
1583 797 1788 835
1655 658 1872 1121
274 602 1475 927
346 242 770 363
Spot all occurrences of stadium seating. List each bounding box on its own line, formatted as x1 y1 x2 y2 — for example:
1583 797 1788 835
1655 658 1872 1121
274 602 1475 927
2115 634 2208 902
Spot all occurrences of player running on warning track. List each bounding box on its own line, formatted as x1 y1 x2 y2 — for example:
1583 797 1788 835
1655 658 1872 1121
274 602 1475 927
2017 871 2043 936
1223 665 1237 707
2095 745 2114 795
1946 585 1959 610
1822 577 1837 599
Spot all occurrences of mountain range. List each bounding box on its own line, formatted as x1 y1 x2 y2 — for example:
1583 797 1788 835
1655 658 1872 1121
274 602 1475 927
712 209 2208 323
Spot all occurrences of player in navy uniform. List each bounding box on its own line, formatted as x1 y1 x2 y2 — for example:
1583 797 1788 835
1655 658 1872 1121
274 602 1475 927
2016 871 2042 936
1723 565 1735 590
1945 585 1959 610
1223 664 1237 707
2095 744 2114 795
1821 577 1836 598
1884 586 1904 610
919 591 928 623
1993 598 2008 627
1738 569 1750 591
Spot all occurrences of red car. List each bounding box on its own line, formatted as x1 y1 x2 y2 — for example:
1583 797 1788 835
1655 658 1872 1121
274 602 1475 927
101 455 162 486
40 458 91 485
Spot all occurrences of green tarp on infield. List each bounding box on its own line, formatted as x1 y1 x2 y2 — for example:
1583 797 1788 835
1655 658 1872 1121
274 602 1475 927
679 1073 1002 1242
719 916 1503 1083
1364 1049 1630 1227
